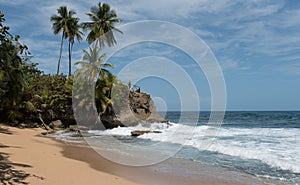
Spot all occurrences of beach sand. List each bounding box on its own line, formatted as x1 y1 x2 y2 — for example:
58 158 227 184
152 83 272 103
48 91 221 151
0 124 283 185
0 124 139 185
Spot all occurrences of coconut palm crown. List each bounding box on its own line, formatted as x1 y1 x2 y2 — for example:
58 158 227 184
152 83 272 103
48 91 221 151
82 2 122 48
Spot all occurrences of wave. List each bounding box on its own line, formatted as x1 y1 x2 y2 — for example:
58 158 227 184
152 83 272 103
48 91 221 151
87 122 300 174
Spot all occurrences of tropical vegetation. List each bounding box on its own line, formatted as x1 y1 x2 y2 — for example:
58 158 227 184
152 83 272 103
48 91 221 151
0 11 30 121
0 2 125 128
50 6 83 76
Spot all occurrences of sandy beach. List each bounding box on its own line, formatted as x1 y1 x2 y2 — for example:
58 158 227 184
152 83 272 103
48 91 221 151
0 124 140 185
0 124 285 185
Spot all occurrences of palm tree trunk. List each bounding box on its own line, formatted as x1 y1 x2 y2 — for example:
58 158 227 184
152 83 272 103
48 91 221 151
68 40 72 76
57 32 64 75
94 39 99 48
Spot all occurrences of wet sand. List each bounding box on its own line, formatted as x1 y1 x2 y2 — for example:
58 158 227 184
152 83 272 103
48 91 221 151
61 142 284 185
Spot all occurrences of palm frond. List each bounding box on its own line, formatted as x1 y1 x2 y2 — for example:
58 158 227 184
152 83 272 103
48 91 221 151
81 2 122 48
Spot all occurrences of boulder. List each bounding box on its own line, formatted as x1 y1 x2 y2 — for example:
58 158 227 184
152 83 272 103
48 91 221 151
68 125 80 132
41 129 56 135
41 104 47 109
49 120 63 130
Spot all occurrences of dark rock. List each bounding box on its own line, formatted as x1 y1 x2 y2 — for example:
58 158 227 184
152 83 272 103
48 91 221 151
100 112 123 129
25 122 40 128
131 130 162 137
32 122 40 128
49 120 63 130
18 123 27 128
68 125 80 132
33 94 42 102
41 104 47 109
41 129 56 135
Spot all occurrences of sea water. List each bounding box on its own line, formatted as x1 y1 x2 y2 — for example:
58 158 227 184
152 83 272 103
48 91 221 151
55 111 300 184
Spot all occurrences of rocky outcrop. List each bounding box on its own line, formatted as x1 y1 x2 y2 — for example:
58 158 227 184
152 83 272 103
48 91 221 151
131 130 162 137
100 90 168 129
130 91 151 117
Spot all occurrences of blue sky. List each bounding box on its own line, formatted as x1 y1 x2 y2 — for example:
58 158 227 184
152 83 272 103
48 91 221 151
1 0 300 111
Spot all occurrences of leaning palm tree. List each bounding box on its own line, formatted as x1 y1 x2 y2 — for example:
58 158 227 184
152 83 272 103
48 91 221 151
82 2 122 48
67 17 83 76
50 6 77 75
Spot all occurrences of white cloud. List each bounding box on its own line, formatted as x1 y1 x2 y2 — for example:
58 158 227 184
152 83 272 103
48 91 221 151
1 0 300 77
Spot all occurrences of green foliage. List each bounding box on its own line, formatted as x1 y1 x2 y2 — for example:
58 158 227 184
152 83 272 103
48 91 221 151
0 18 75 124
0 11 30 121
0 4 125 127
74 45 114 114
95 73 116 112
75 46 113 84
82 2 122 48
22 74 74 124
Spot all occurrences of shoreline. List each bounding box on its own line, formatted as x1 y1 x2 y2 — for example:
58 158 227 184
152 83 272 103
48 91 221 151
0 124 287 185
60 140 286 185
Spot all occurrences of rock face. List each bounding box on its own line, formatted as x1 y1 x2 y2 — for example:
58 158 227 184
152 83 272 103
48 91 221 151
128 91 167 123
100 91 167 129
130 91 151 117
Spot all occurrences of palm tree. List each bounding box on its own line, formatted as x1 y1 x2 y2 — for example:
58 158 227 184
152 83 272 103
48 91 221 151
75 45 113 84
50 6 77 75
0 12 26 120
67 17 83 76
82 2 122 48
75 45 114 112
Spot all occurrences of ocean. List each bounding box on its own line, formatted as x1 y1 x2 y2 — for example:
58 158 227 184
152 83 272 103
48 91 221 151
54 111 300 184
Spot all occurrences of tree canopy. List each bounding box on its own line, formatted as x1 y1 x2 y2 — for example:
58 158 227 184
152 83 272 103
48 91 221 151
0 3 131 128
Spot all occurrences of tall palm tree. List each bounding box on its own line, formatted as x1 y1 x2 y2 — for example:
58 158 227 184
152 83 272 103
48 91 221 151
67 17 83 76
75 45 114 111
50 6 77 75
82 2 122 48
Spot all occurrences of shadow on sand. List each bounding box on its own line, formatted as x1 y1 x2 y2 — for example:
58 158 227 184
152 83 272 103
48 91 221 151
0 145 31 184
0 126 13 135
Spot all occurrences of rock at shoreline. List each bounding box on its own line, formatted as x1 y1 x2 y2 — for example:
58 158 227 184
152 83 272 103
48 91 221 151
41 130 56 135
49 120 63 130
131 130 162 137
100 91 168 129
68 124 81 132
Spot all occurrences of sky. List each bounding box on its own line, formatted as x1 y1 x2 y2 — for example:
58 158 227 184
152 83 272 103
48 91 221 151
1 0 300 111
